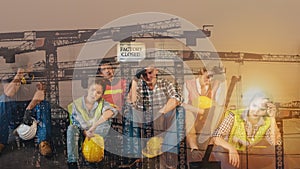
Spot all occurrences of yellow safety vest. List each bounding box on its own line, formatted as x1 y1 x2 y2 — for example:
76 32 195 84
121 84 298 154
228 109 271 151
68 97 104 125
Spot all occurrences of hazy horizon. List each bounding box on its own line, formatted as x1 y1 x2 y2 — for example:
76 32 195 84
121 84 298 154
0 0 299 108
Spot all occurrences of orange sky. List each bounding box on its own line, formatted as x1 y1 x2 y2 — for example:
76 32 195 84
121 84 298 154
0 0 299 107
0 0 299 54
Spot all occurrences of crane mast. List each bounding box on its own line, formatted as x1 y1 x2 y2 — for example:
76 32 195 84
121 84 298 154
1 19 297 168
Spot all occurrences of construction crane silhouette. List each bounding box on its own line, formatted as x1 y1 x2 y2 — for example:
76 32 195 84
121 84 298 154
1 19 296 168
0 19 214 168
0 18 212 108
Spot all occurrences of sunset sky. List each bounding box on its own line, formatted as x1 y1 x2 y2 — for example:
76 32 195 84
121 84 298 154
0 0 299 106
1 0 299 54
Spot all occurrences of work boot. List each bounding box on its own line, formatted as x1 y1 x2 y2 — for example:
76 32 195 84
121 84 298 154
39 141 52 156
0 143 4 154
68 162 78 169
165 152 178 169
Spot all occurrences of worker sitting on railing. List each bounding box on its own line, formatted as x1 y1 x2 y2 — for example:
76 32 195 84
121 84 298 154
67 78 118 169
212 92 281 169
0 67 52 157
130 58 183 169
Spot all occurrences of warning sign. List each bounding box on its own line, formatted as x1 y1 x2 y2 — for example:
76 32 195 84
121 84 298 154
117 42 145 62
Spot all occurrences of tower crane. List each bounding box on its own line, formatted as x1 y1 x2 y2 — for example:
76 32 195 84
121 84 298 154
0 18 212 109
1 21 297 168
0 19 213 168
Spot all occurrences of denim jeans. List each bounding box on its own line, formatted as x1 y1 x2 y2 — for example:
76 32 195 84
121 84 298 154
0 94 51 145
133 109 179 153
67 122 111 163
0 94 12 144
130 107 184 168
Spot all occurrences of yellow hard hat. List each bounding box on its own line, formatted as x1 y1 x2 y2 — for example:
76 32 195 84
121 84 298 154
82 134 104 163
142 136 163 158
192 96 213 109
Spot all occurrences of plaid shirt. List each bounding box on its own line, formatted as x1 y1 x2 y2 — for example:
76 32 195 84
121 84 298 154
213 111 280 146
134 78 182 112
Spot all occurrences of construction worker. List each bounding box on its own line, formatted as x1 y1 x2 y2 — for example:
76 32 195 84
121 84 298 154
67 78 118 169
182 67 220 161
130 59 183 169
212 92 281 169
97 58 127 113
0 67 52 156
97 59 128 165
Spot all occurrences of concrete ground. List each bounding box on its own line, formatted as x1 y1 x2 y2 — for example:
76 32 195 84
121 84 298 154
0 134 130 169
0 139 68 169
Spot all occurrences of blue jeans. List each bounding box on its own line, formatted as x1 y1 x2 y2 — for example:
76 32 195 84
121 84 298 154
0 94 51 145
131 106 184 154
34 101 52 144
0 95 12 144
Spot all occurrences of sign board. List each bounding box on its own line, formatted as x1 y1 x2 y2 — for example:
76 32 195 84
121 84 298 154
117 42 145 62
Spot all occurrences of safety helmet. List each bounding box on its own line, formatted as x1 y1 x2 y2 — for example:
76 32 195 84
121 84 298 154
16 120 38 140
142 136 163 158
192 96 213 109
82 134 104 163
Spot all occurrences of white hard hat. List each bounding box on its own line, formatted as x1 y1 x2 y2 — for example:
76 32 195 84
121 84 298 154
16 120 37 140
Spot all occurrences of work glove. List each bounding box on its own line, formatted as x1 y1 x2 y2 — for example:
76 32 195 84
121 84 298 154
23 109 33 125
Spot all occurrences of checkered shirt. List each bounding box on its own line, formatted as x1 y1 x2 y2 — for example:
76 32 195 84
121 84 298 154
134 78 182 112
213 111 281 145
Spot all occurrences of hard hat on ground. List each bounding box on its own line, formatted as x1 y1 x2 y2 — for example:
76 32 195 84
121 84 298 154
142 136 163 158
16 119 38 140
82 134 105 163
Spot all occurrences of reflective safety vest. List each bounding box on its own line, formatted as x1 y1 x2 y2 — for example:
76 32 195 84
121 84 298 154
228 109 271 151
68 97 104 125
102 79 126 109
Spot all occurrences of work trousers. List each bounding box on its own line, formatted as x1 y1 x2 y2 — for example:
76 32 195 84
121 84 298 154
0 94 51 144
67 122 110 163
